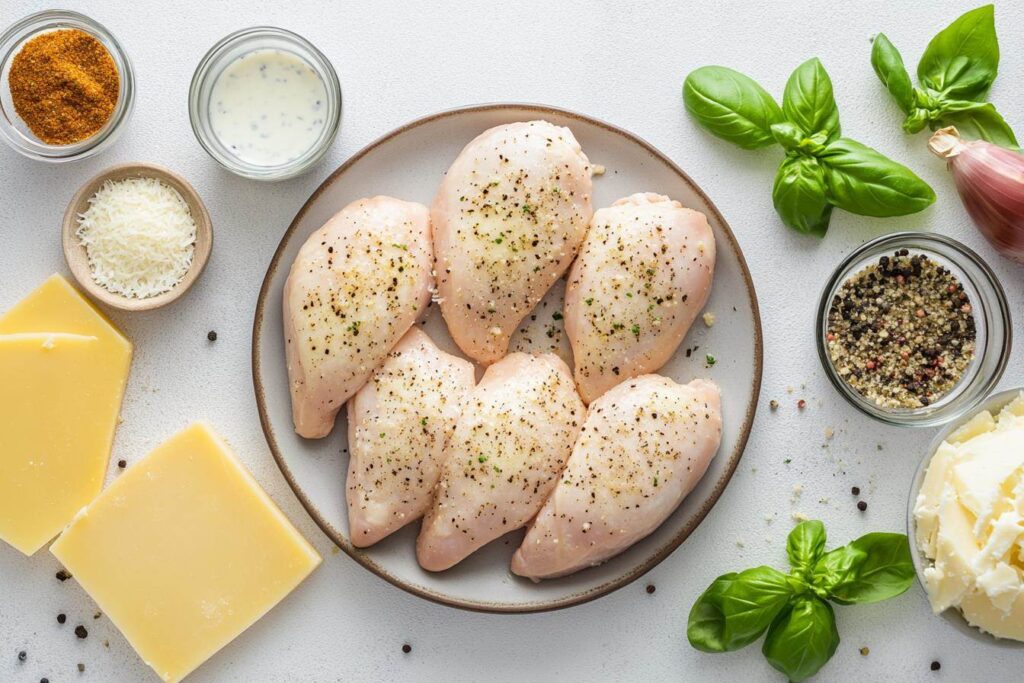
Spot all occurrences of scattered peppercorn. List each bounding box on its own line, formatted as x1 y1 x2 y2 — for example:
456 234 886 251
857 501 868 512
826 249 975 409
93 611 101 620
57 613 66 624
75 625 88 639
41 678 49 683
207 330 217 342
56 569 71 581
645 584 656 594
78 663 85 673
851 486 860 496
402 644 412 654
859 646 869 656
18 650 27 662
931 661 941 671
769 399 779 411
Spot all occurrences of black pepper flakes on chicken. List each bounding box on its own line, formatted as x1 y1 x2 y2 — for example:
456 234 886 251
417 352 585 571
432 121 593 366
283 196 434 438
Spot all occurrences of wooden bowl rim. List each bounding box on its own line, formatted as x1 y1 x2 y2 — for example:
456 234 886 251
61 162 213 312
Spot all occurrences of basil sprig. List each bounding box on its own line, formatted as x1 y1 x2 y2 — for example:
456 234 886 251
683 59 934 237
871 4 1017 148
687 521 914 682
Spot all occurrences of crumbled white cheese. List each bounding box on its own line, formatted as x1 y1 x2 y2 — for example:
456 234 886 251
76 177 196 299
703 312 715 327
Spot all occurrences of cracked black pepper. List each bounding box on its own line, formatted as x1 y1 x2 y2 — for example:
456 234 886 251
826 249 975 409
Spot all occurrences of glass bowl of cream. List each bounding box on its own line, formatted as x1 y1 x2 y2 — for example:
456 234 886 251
189 27 341 180
909 386 1024 645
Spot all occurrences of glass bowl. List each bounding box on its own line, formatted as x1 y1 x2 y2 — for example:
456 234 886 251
816 232 1010 427
189 27 341 181
907 387 1024 646
0 10 134 162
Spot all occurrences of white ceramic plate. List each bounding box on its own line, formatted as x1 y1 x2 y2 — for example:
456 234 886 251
253 104 763 612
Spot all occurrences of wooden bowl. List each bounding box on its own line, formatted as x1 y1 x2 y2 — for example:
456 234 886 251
62 163 212 311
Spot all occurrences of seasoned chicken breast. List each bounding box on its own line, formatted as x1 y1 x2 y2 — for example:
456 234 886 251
346 328 475 547
284 196 432 439
432 121 593 365
564 193 715 404
512 375 722 580
417 352 584 571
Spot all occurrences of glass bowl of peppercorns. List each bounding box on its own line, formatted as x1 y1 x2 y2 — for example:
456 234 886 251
816 232 1010 427
0 10 135 162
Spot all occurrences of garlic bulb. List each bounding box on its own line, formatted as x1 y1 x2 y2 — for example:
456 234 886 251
929 127 1024 264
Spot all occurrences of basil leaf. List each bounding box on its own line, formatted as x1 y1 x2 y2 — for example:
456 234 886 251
683 66 784 149
782 58 840 143
687 566 794 652
772 156 832 237
937 100 1018 148
770 122 803 151
762 597 840 683
819 138 936 217
786 520 827 571
815 533 915 605
871 34 914 113
917 4 999 100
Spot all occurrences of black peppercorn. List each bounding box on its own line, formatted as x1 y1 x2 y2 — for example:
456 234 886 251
75 625 88 639
851 486 860 496
931 661 941 671
18 650 27 662
646 584 656 594
56 569 71 581
857 501 868 512
402 644 412 654
41 678 49 683
57 613 66 624
207 330 217 342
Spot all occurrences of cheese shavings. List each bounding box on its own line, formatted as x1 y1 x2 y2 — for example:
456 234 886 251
76 177 197 299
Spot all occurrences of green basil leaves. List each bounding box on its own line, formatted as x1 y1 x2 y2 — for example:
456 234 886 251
687 521 914 682
872 5 1017 148
762 598 840 683
683 66 783 150
683 59 934 238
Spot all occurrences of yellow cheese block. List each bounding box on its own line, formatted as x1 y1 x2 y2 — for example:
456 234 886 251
0 275 132 555
51 423 322 683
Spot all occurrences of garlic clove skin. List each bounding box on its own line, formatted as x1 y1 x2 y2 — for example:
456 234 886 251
929 126 1024 265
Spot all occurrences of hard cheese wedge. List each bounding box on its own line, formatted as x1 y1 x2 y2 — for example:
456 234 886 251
51 423 322 683
0 274 132 555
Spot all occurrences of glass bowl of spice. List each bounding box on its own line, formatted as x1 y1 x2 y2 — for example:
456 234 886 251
189 27 341 181
0 10 134 162
816 232 1010 427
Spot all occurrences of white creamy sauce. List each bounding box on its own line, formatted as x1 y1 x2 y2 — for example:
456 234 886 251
209 49 327 166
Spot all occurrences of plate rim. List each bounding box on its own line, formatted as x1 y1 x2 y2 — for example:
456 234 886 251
252 102 764 613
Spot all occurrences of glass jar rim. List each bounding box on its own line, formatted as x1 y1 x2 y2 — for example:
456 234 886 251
188 26 342 181
0 9 135 161
815 231 1011 427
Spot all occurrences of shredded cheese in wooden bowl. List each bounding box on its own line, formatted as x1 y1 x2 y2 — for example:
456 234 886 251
75 177 197 299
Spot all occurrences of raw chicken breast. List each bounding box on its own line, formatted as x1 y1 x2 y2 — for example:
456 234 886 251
432 120 593 365
284 196 432 439
346 328 475 547
417 352 585 571
512 375 722 580
565 193 715 404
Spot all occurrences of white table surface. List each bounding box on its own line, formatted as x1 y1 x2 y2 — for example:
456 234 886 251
2 1 1022 680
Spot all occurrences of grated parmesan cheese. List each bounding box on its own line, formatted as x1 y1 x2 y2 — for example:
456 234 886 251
76 177 197 299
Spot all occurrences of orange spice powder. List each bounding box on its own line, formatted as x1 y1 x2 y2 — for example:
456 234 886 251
9 28 119 145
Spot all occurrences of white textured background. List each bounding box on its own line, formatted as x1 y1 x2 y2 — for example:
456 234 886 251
2 0 1023 680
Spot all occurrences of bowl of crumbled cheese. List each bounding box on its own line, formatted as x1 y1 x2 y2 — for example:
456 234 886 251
62 163 212 311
